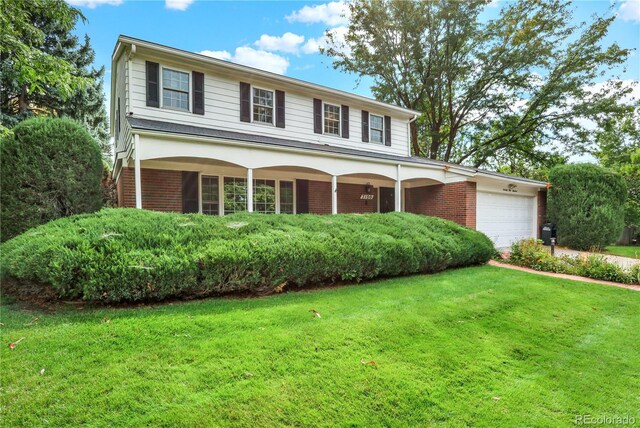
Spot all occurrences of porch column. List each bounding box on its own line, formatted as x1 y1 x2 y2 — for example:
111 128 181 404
331 175 338 214
134 134 142 209
247 168 253 213
395 164 401 212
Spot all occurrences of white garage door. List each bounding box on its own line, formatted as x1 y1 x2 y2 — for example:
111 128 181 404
476 191 535 249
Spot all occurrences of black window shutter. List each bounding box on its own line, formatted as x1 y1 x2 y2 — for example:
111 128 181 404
182 171 199 213
146 61 159 108
296 179 309 214
341 105 349 139
361 110 369 142
276 90 285 128
313 98 322 134
384 115 392 146
240 82 251 122
192 71 204 115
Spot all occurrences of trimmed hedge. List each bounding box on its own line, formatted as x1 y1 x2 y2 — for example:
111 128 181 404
508 239 640 284
0 209 495 302
0 117 103 242
548 164 626 250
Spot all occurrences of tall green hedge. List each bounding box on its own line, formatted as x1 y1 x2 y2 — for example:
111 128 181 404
0 117 103 242
0 209 495 302
548 164 626 250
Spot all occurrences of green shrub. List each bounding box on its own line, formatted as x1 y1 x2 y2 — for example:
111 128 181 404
508 239 639 284
508 238 573 274
0 209 495 302
0 117 103 242
548 164 626 250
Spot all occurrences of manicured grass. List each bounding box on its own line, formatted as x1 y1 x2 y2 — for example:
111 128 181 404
1 266 639 426
604 245 640 259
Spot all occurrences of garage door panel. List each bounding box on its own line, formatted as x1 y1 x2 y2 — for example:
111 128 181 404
476 191 534 248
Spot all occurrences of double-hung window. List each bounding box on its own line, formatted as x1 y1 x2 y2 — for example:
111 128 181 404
279 181 294 214
162 68 189 111
324 103 340 136
253 88 274 124
370 114 384 144
224 177 247 214
201 176 219 215
253 179 276 213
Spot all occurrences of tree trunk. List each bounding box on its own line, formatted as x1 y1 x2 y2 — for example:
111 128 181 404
410 121 420 156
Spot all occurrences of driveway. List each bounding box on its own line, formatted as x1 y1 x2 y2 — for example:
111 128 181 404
551 247 640 270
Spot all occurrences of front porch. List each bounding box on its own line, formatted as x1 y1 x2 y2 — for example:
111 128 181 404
114 133 480 227
117 158 463 217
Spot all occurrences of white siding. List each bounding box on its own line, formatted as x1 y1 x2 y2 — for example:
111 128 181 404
127 55 410 157
114 53 131 153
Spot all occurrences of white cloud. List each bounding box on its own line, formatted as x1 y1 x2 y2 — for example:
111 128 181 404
200 50 232 61
302 26 349 54
618 0 640 21
487 0 500 7
66 0 122 7
582 79 640 105
254 32 305 54
286 1 350 26
200 47 289 74
165 0 194 11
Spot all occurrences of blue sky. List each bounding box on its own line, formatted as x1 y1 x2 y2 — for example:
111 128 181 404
69 0 640 107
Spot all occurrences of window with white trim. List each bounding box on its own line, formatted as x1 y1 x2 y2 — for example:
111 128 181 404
324 103 340 136
162 68 189 111
253 179 276 213
201 175 219 215
370 114 384 144
224 177 247 214
279 181 294 214
253 88 274 124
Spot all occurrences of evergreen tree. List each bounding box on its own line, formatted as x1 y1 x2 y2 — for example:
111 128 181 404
0 0 111 158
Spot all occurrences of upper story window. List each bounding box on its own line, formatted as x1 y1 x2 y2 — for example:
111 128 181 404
253 88 274 124
370 114 384 144
324 103 340 136
162 68 189 111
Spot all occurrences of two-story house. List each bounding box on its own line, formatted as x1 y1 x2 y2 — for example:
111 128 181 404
111 35 547 248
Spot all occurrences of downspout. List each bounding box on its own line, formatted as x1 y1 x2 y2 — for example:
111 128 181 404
127 44 136 118
407 114 419 157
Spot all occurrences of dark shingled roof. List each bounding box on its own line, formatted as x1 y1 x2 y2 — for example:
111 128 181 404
127 117 547 186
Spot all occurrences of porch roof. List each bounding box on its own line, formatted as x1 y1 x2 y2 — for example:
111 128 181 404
127 117 547 187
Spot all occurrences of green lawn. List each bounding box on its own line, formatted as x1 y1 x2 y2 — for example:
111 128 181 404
1 266 639 427
605 245 640 259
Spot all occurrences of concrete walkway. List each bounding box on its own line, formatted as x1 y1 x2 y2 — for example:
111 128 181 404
488 260 640 292
551 248 640 270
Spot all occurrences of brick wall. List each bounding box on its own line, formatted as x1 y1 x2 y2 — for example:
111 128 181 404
537 190 547 238
308 180 332 214
338 182 377 214
117 167 134 208
117 167 182 212
306 181 379 214
405 181 477 228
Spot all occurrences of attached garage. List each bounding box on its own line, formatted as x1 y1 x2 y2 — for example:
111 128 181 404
476 191 536 248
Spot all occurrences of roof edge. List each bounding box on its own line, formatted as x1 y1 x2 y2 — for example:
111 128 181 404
116 35 421 117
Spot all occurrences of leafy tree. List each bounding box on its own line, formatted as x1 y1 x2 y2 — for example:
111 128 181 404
323 0 633 167
0 117 103 241
593 109 640 228
548 164 626 250
0 0 110 157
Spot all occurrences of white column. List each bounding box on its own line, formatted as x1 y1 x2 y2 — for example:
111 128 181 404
247 168 253 213
134 134 142 209
332 175 338 215
395 164 402 212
